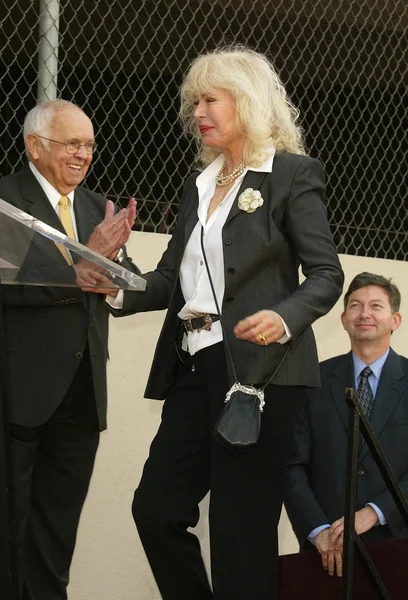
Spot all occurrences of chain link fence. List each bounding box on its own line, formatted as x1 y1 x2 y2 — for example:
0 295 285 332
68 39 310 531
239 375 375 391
1 0 407 258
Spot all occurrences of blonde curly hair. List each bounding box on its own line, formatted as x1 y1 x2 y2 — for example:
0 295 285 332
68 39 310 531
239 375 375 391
180 45 307 169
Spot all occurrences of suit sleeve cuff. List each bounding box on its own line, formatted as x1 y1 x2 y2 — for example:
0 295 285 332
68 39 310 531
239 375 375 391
367 503 386 525
277 317 292 345
106 289 124 309
307 524 331 546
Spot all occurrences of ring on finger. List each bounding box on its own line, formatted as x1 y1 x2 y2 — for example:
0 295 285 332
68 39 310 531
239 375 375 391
258 331 268 345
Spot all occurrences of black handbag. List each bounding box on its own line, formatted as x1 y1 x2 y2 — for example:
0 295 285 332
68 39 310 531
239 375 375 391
200 228 289 452
213 383 264 451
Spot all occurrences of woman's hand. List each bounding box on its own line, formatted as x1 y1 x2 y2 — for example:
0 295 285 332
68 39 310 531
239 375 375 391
233 310 285 346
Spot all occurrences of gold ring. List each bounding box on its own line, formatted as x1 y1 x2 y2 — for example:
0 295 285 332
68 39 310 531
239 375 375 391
258 331 268 345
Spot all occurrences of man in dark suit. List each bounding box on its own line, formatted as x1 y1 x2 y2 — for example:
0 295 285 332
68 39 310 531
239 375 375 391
285 272 408 578
0 99 136 600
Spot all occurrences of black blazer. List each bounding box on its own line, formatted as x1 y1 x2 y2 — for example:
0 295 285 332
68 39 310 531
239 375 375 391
285 349 408 548
114 153 344 398
0 164 135 430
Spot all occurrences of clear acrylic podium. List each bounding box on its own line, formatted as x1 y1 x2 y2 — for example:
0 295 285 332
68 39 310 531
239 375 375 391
0 198 146 290
0 198 146 598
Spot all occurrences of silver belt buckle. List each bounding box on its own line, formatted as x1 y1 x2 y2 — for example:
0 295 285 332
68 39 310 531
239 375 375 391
185 313 213 333
200 313 214 332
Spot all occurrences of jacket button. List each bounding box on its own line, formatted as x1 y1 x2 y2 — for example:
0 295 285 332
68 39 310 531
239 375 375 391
225 296 234 303
89 322 94 328
357 469 365 476
227 267 235 274
75 352 83 360
225 238 232 246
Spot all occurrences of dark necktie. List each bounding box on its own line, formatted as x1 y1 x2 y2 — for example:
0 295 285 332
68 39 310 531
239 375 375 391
357 366 374 418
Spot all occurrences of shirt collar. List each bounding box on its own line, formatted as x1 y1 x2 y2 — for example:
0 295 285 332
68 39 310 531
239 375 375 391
353 348 390 381
29 162 75 211
196 146 276 187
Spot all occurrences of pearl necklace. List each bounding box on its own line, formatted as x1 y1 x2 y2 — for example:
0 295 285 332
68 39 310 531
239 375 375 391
215 161 247 187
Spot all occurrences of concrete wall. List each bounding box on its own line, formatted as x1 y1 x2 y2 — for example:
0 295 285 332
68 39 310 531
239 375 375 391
68 231 408 600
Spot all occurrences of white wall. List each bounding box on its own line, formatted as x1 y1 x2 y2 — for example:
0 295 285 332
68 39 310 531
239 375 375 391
68 231 408 600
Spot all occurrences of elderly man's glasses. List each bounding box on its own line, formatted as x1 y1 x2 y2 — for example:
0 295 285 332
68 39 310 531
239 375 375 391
36 135 96 154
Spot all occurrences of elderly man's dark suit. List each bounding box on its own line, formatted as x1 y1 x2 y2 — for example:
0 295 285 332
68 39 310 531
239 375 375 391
0 164 135 600
113 152 344 600
285 349 408 551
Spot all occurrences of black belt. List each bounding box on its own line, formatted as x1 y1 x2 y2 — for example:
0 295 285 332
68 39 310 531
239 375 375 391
183 313 220 333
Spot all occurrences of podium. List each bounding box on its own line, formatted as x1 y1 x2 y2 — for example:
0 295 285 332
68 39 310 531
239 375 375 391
278 539 408 600
0 198 146 599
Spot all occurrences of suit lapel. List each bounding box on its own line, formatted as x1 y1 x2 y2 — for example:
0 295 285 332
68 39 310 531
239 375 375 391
20 164 65 235
19 165 90 311
329 352 355 433
225 170 268 225
19 165 71 271
178 182 199 259
182 205 199 256
73 189 103 316
360 349 405 461
179 170 268 247
73 188 100 245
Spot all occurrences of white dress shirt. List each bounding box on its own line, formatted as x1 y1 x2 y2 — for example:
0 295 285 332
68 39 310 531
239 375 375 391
29 162 78 240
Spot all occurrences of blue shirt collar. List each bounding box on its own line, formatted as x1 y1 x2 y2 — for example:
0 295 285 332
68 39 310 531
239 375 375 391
352 348 390 384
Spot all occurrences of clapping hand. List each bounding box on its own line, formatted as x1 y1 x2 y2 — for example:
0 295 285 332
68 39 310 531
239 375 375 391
86 197 137 260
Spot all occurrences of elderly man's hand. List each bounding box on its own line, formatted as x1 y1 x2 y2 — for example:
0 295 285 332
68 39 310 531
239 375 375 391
86 198 137 259
315 529 343 577
329 506 379 550
73 262 119 296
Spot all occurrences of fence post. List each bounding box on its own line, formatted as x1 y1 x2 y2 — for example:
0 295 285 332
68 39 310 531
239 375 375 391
37 0 60 102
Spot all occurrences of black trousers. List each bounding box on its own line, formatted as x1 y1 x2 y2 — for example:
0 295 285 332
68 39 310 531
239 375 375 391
133 343 304 600
9 349 100 600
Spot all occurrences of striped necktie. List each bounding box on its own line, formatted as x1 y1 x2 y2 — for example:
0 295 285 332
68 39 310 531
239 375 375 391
357 366 374 418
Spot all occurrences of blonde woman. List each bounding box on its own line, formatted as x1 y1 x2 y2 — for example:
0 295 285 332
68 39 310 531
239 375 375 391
113 46 343 599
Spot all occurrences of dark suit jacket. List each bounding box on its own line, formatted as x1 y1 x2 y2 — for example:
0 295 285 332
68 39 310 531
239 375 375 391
0 164 135 430
285 349 408 548
114 152 344 398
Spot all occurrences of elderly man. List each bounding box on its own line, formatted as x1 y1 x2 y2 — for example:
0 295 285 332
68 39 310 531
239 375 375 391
285 272 408 578
0 100 136 599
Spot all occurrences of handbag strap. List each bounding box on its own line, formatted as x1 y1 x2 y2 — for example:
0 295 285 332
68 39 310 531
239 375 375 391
200 226 289 391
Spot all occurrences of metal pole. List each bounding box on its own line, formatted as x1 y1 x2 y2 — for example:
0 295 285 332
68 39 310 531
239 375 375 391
342 388 395 600
0 279 18 599
342 389 360 600
37 0 61 103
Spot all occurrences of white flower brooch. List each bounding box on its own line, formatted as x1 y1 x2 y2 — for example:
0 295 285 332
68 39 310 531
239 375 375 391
237 188 264 213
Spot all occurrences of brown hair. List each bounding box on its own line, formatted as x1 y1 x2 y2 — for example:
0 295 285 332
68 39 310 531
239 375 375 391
343 272 401 312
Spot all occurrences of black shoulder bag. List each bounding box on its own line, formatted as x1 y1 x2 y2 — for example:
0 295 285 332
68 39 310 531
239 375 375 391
200 227 289 452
